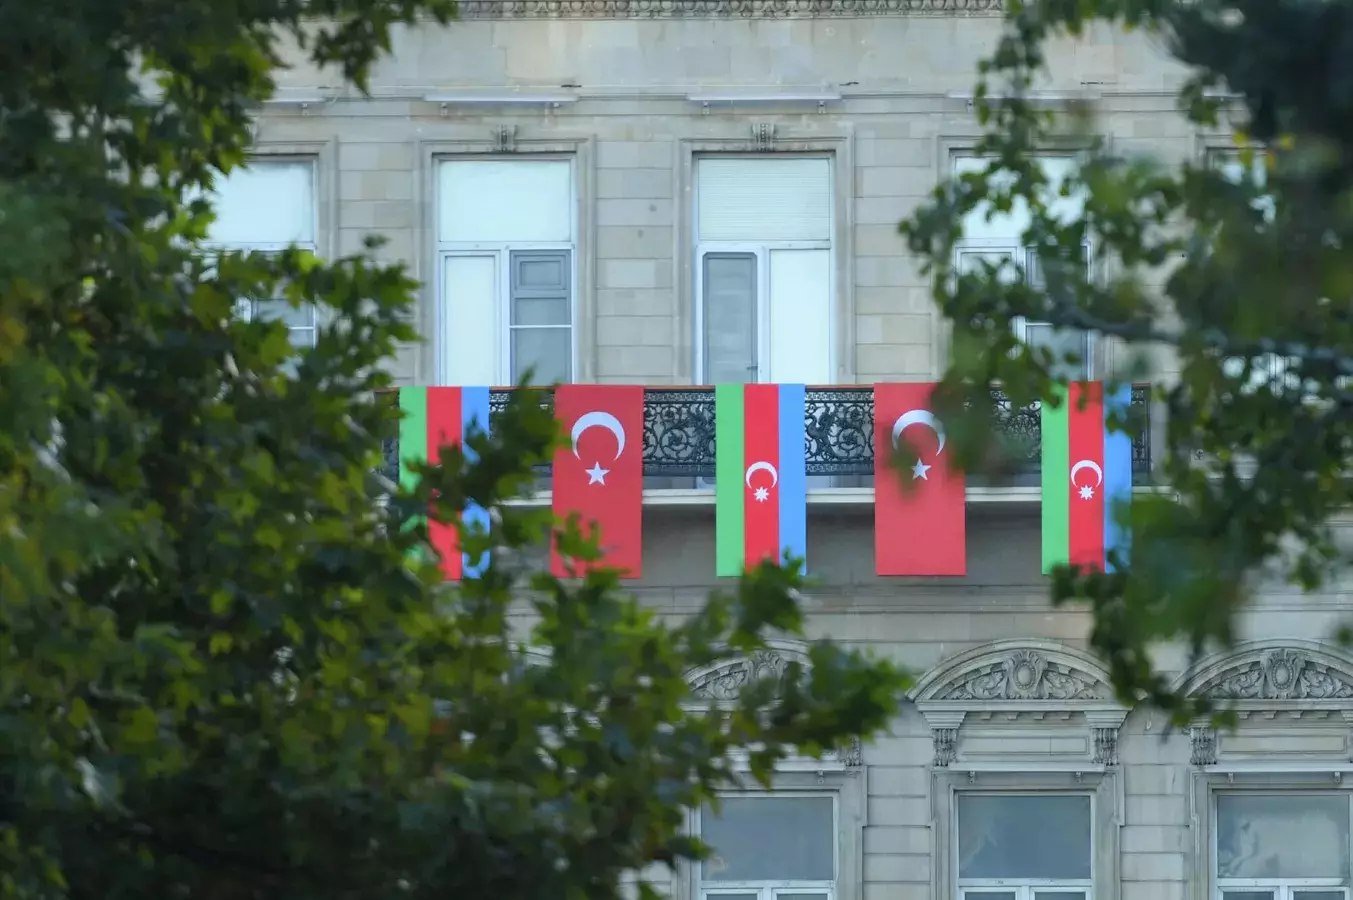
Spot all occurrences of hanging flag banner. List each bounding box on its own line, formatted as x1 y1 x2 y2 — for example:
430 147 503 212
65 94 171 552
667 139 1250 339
551 384 645 578
1041 381 1133 572
715 383 807 576
398 385 491 580
873 382 967 576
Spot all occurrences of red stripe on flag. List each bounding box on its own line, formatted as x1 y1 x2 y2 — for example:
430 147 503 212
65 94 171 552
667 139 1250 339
873 382 966 576
550 384 645 578
743 384 781 568
426 387 463 581
1067 381 1105 571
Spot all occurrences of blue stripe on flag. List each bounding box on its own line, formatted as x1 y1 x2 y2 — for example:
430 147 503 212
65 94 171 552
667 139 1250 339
777 383 807 575
461 386 492 577
1102 383 1133 572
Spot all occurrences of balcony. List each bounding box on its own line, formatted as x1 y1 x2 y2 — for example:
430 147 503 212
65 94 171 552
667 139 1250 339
379 385 1151 491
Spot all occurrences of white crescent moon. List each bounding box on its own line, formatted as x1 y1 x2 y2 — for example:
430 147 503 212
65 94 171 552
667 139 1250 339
570 410 626 461
891 409 946 456
744 460 779 489
1070 459 1104 488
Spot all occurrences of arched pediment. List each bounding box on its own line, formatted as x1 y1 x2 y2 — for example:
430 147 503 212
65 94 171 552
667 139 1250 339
910 640 1114 703
684 640 812 702
1174 639 1353 704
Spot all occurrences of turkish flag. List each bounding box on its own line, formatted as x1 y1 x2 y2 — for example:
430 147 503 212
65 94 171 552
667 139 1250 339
551 385 645 578
873 382 966 575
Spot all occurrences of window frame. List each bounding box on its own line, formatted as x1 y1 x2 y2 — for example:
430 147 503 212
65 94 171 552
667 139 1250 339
691 153 835 385
953 790 1095 900
434 155 578 387
693 790 839 900
1211 789 1353 900
202 155 322 350
949 152 1097 380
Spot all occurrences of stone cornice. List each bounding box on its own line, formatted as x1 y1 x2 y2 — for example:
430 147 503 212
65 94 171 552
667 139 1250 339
457 0 1004 19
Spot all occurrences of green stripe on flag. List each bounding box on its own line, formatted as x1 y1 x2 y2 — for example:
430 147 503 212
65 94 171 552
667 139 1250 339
1041 384 1070 573
715 384 745 576
398 387 427 492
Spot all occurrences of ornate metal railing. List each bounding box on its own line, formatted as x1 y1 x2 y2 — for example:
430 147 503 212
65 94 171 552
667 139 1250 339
379 385 1151 484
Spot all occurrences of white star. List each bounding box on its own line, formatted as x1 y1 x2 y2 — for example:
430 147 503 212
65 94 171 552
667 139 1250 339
585 461 609 485
1078 484 1095 500
911 460 932 480
753 486 769 503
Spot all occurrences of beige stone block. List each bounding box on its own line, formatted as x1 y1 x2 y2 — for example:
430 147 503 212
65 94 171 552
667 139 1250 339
597 198 674 227
1124 763 1186 796
1122 852 1185 881
1125 794 1187 825
595 226 674 260
865 796 928 828
857 286 934 316
596 288 672 318
339 170 412 202
599 259 671 290
340 142 412 171
596 315 673 348
854 196 916 227
854 257 911 288
863 853 929 883
597 141 671 169
858 138 934 168
1122 883 1185 900
857 165 936 198
856 314 932 346
596 346 674 379
597 167 672 200
865 767 928 799
864 885 929 900
862 824 930 855
856 344 931 378
854 223 909 258
1121 825 1189 854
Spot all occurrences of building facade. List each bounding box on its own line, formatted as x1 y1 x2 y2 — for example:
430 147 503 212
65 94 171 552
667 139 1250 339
225 3 1353 899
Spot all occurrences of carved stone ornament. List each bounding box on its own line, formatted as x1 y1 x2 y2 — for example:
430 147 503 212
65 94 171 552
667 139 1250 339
1190 725 1218 766
1176 641 1353 705
686 645 809 701
933 727 959 767
931 648 1106 702
1092 726 1118 766
456 1 1005 19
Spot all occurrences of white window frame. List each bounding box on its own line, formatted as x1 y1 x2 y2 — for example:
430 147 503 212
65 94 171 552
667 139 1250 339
951 154 1095 380
693 791 839 900
954 791 1095 900
434 157 578 387
203 156 321 350
1212 790 1353 900
692 155 834 385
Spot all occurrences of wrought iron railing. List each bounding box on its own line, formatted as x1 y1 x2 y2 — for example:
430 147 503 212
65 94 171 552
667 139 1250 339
379 385 1152 484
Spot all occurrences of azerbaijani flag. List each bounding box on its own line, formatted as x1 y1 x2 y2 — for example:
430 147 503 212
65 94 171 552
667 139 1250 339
1041 381 1132 572
715 383 807 576
398 386 491 580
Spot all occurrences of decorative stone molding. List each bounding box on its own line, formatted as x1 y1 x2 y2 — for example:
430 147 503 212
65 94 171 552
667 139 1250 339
912 641 1128 768
1174 640 1353 711
492 125 518 153
684 641 811 701
457 0 1004 19
1189 724 1218 766
751 123 777 150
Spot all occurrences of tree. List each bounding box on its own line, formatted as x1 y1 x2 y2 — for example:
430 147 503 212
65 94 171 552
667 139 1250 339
0 2 905 897
902 0 1353 720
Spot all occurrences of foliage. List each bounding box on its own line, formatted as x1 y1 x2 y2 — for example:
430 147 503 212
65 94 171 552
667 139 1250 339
0 1 906 897
902 0 1353 720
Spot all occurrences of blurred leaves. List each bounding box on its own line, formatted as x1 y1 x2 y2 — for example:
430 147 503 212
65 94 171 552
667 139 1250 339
0 1 905 897
902 0 1353 722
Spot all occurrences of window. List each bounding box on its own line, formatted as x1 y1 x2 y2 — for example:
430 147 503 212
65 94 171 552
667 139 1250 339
698 795 836 900
695 157 832 385
207 159 319 349
954 154 1092 379
437 158 575 386
1216 793 1351 900
956 794 1093 900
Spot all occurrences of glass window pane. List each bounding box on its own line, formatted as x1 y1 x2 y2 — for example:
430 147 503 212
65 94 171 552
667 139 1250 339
515 255 568 291
1295 892 1346 900
1036 893 1086 900
513 296 569 327
957 794 1091 880
707 895 758 900
1217 794 1350 879
778 894 830 900
253 299 314 329
209 160 315 245
703 253 756 384
963 893 1016 900
1221 892 1275 900
701 796 833 882
1023 322 1088 380
511 327 570 385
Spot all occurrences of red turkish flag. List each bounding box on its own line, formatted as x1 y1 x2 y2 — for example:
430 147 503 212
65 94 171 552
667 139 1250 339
873 382 967 575
551 385 645 578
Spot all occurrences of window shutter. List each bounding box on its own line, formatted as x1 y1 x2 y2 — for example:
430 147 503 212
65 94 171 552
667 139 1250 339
697 157 830 242
439 160 572 243
209 161 315 246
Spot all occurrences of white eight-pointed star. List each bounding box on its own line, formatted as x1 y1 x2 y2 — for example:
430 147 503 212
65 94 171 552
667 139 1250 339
753 486 770 503
911 460 931 480
585 461 609 485
1078 484 1095 500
